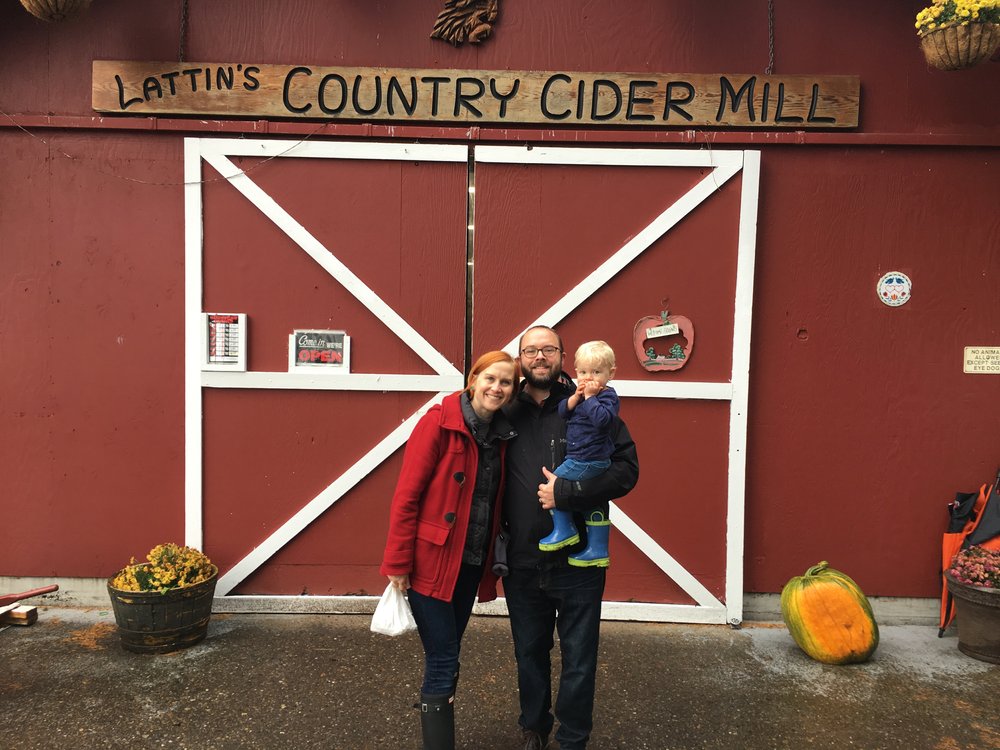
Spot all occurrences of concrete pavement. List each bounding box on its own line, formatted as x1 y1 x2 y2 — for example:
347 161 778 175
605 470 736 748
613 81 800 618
1 606 998 749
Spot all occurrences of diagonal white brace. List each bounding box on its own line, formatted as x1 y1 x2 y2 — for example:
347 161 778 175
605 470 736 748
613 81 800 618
610 502 724 609
202 152 461 379
504 160 741 351
215 392 448 596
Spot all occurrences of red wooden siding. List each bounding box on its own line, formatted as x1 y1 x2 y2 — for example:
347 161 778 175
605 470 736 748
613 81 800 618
746 147 1000 596
0 0 997 602
1 132 186 573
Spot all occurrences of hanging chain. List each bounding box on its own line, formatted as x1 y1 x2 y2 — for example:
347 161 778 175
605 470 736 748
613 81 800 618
178 0 189 62
765 0 775 75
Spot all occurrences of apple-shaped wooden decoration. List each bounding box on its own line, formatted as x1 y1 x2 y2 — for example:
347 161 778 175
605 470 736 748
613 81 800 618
633 310 694 372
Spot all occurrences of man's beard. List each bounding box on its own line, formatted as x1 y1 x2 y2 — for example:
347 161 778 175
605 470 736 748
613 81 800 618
522 362 561 390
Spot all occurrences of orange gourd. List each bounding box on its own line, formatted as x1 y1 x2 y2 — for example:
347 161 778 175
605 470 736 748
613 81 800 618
780 561 879 665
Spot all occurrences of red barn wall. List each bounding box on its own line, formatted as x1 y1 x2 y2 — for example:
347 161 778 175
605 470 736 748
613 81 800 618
1 0 997 601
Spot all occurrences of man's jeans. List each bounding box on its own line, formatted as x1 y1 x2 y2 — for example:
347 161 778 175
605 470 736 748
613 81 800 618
408 562 483 695
504 564 606 750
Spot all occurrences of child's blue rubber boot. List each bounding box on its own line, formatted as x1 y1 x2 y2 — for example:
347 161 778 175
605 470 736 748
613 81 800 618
568 510 611 567
538 509 580 551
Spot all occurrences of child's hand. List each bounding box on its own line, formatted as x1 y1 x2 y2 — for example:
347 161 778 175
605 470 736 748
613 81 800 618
582 380 603 398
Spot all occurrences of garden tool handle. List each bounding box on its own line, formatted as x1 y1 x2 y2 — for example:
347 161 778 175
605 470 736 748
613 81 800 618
0 584 58 608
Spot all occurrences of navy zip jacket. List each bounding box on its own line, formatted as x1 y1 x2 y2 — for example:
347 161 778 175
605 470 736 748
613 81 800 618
558 385 619 463
502 379 639 570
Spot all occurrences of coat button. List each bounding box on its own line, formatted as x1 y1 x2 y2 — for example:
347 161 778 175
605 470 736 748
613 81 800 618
444 512 456 524
453 472 465 484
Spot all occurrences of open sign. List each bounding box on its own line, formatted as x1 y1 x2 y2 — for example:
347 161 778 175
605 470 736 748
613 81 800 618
289 329 351 372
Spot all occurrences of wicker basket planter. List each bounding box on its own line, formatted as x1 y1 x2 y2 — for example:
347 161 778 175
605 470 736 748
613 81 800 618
919 22 1000 70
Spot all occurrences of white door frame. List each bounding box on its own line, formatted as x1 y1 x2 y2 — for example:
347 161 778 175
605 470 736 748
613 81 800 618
184 138 760 624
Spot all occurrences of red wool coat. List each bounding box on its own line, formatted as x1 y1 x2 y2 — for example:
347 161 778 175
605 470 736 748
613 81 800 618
380 392 509 603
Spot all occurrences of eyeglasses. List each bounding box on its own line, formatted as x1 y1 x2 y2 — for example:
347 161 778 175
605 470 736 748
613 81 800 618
520 346 561 358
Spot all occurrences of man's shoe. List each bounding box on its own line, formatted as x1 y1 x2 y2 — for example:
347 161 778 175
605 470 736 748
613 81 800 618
520 728 549 749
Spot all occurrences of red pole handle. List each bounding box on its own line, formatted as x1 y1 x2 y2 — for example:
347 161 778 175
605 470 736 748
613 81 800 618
0 584 59 608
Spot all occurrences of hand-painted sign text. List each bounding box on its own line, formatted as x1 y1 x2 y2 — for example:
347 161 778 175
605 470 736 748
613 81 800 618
93 61 860 129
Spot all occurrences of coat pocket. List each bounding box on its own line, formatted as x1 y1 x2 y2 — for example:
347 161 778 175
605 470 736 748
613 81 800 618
416 519 451 546
413 518 453 587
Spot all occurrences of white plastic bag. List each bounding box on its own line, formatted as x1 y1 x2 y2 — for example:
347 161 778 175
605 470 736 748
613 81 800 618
370 583 417 636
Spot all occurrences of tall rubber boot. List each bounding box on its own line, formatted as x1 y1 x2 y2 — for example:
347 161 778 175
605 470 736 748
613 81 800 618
419 692 455 750
568 510 611 567
538 509 580 551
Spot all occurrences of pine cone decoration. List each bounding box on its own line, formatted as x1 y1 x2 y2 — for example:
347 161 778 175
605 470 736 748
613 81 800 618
431 0 499 46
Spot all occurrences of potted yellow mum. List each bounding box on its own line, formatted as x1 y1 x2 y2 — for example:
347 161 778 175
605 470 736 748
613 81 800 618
107 543 218 654
916 0 1000 70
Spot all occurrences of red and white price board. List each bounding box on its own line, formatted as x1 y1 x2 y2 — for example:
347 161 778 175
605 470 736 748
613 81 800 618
202 313 247 371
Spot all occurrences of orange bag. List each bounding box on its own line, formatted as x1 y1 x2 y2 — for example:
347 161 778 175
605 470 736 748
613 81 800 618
939 468 1000 635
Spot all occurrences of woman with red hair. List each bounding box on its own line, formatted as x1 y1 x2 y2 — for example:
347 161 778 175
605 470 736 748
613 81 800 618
381 351 520 749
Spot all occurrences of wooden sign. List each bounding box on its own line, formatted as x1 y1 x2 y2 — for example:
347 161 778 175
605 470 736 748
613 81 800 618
634 310 694 372
93 61 860 128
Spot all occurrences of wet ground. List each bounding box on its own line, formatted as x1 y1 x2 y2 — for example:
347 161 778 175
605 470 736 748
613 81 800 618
2 607 998 749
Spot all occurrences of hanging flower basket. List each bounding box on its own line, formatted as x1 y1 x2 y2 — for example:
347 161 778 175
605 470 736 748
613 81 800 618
19 0 91 22
919 21 1000 69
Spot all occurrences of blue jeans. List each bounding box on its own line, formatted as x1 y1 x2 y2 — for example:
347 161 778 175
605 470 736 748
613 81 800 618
554 458 610 482
407 563 483 695
504 564 606 750
554 459 611 526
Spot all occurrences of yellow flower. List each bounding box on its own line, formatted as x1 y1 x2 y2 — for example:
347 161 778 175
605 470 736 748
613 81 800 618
916 0 1000 31
111 543 214 592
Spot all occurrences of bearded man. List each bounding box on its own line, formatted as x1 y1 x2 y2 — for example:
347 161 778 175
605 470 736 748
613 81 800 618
501 325 639 750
